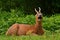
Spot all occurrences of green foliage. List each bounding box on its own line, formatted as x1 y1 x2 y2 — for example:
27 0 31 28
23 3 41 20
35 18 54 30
0 10 60 35
43 15 60 32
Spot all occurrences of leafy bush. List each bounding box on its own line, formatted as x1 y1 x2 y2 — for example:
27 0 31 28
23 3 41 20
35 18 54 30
0 10 60 35
43 14 60 32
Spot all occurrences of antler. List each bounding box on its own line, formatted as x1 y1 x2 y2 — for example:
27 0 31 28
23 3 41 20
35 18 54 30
35 8 38 13
39 7 41 12
35 7 41 14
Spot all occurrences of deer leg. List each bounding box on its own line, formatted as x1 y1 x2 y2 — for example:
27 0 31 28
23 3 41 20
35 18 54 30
26 30 37 36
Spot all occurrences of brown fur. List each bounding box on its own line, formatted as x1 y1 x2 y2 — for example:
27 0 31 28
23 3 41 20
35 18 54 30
6 7 44 36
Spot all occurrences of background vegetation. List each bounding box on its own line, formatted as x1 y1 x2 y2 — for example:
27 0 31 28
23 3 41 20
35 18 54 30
0 10 60 35
0 0 60 14
0 0 60 40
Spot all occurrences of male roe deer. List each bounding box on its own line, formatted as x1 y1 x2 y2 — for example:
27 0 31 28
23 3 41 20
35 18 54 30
6 7 44 36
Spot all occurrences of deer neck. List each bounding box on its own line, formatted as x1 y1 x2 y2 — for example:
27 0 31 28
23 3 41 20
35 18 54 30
35 21 42 29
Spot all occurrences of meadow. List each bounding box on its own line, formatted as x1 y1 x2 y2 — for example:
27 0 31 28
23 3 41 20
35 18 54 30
0 0 60 40
0 10 60 40
0 32 60 40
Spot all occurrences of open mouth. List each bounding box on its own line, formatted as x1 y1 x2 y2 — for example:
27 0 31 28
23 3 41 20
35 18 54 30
38 16 42 19
38 16 42 21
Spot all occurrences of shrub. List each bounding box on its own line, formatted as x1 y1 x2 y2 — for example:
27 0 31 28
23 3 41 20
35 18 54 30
43 14 60 32
0 11 60 35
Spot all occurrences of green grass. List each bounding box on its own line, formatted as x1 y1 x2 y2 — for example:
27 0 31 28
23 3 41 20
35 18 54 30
0 11 60 40
0 34 60 40
0 31 60 40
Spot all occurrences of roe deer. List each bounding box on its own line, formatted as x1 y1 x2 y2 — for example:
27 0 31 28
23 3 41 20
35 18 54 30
6 7 44 36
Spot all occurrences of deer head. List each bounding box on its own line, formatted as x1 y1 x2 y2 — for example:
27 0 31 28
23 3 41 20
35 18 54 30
35 7 43 22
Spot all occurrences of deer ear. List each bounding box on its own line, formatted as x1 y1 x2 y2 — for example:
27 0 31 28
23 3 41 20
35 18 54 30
35 8 38 13
39 7 41 12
